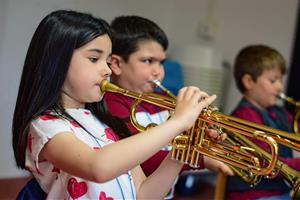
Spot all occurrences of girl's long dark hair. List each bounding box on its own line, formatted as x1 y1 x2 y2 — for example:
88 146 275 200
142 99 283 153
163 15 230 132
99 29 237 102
12 10 130 169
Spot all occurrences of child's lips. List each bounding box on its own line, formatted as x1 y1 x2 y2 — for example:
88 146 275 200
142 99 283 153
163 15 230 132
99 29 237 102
95 83 102 91
145 80 154 88
150 83 156 89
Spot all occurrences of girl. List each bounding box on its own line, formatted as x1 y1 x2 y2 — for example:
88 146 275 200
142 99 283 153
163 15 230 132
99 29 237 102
12 10 217 199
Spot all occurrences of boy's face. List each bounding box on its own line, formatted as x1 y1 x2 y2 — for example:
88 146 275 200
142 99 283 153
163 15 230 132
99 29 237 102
112 40 166 93
245 68 284 109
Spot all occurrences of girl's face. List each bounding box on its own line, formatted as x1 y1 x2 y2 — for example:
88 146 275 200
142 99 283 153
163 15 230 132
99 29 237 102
62 34 112 108
117 40 166 93
245 68 284 109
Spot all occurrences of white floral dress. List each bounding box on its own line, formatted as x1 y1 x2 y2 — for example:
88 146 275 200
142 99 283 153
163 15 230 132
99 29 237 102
25 108 136 200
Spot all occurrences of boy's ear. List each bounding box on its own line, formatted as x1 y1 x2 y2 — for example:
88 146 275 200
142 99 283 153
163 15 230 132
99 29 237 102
242 74 254 90
110 55 124 75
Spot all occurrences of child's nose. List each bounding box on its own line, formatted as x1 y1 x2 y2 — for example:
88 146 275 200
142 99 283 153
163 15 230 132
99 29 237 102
277 81 284 91
102 65 112 77
152 64 163 76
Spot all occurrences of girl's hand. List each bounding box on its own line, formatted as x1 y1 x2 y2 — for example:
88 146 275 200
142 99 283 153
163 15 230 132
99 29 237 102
172 86 216 131
204 156 234 176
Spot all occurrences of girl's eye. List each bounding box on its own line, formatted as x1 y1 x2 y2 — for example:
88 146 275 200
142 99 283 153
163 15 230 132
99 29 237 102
89 57 98 63
107 62 112 67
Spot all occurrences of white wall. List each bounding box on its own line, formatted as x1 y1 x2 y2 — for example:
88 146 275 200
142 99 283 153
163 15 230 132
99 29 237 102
215 0 298 113
0 0 298 178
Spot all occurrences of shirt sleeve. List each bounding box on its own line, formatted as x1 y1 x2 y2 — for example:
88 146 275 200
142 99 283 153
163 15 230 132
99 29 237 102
25 114 72 175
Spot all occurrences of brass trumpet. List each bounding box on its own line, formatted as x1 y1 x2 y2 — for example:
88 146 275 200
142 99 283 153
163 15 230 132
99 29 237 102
229 132 300 199
278 93 300 133
101 80 278 177
151 81 300 196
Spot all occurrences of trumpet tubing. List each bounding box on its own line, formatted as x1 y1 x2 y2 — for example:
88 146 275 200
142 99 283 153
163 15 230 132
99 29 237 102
171 108 279 174
279 93 300 107
280 162 300 199
113 79 300 196
278 93 300 133
100 80 279 175
295 107 300 133
223 92 300 198
229 132 300 199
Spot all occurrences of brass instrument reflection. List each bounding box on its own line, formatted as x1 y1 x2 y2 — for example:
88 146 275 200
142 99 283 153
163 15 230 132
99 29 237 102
100 80 279 178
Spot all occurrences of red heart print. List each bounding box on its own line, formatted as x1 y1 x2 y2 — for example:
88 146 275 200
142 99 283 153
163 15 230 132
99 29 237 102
67 178 88 199
40 112 59 120
84 111 90 115
99 191 113 200
104 128 119 141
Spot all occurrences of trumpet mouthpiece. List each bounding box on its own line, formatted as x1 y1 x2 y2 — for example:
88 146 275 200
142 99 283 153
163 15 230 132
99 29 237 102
151 79 165 90
278 92 287 100
152 79 161 86
151 79 176 99
277 92 300 106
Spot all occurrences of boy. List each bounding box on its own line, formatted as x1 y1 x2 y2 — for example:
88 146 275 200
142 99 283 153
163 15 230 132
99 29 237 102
227 44 300 200
103 15 233 199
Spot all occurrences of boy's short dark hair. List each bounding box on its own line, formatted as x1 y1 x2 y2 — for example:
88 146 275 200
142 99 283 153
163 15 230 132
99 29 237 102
110 15 168 62
234 44 287 93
